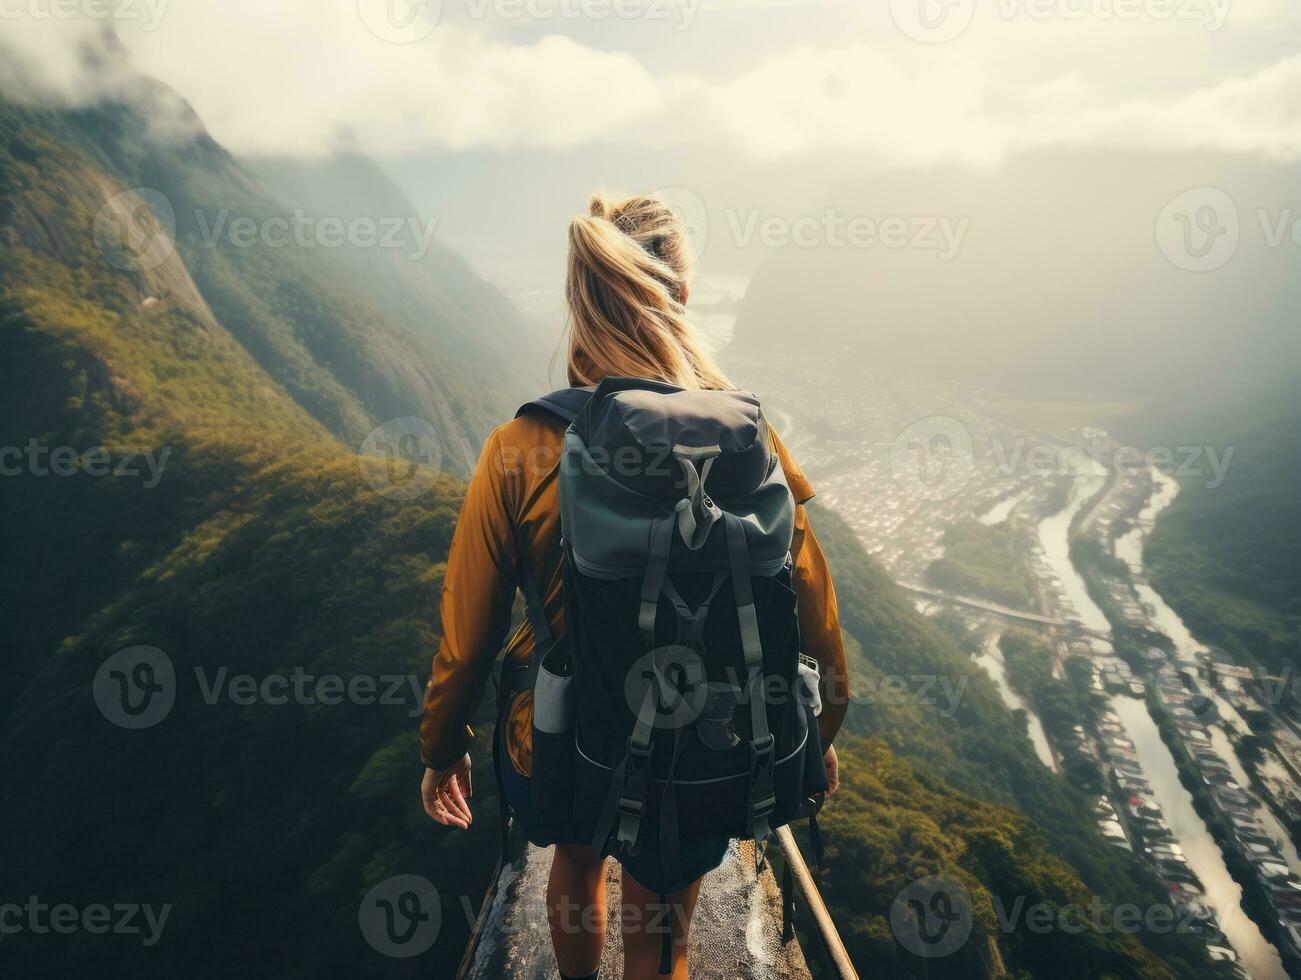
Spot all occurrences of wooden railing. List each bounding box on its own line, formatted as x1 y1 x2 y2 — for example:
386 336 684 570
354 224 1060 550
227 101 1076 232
774 825 859 980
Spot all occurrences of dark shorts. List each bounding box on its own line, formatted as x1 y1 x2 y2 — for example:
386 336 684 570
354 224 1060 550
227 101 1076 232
498 738 729 894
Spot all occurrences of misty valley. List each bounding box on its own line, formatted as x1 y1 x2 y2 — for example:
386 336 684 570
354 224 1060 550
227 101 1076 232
722 347 1301 979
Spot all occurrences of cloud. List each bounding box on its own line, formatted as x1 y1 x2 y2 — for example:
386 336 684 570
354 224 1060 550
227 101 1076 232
115 1 663 156
0 19 110 103
656 40 1301 166
662 44 1009 165
1010 54 1301 160
1 0 1300 165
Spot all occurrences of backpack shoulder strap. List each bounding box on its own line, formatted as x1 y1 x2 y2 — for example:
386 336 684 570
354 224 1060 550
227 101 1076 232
516 386 595 424
496 387 592 696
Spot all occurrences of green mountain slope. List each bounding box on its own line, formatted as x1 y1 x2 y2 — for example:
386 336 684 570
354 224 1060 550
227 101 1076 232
1142 378 1301 674
818 736 1177 979
0 90 508 978
13 37 536 471
251 149 544 399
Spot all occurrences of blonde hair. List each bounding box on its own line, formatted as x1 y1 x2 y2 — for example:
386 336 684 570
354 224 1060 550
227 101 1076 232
563 191 732 391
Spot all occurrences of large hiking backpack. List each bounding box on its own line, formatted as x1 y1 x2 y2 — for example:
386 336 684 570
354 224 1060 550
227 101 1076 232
511 378 827 908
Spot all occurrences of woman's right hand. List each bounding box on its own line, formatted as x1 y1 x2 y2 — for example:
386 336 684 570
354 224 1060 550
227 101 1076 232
421 753 473 829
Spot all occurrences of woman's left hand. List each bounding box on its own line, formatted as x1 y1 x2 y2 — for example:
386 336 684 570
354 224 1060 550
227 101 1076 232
421 753 473 829
823 745 839 797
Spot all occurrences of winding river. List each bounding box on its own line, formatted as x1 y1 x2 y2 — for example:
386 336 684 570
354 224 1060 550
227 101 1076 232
1036 462 1114 649
973 630 1058 772
1112 695 1286 980
1094 466 1288 978
1118 470 1301 875
1114 469 1201 664
978 487 1032 526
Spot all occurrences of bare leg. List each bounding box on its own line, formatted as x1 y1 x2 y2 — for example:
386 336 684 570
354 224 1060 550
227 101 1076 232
621 872 703 980
547 843 608 977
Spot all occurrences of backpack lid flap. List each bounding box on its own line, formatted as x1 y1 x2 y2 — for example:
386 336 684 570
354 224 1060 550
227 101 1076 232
609 388 761 456
574 380 773 500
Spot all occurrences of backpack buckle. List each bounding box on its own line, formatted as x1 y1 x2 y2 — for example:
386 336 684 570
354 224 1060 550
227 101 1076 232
616 795 646 819
748 737 778 833
613 741 652 854
615 782 648 853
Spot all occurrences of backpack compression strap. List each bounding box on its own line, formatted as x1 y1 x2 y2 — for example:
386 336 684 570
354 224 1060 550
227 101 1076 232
515 386 595 424
724 512 777 855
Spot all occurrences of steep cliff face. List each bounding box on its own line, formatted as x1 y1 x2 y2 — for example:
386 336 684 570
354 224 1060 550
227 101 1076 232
2 35 537 470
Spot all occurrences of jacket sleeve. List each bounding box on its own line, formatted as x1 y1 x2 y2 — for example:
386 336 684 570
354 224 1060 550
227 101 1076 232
770 428 849 749
419 429 519 769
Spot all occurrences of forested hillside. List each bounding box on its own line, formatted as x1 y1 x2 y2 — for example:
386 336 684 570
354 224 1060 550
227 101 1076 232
3 35 539 470
251 149 541 414
1142 377 1301 675
0 81 508 978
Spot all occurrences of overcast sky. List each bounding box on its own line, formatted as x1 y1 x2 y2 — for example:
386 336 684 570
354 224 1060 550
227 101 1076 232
3 0 1301 167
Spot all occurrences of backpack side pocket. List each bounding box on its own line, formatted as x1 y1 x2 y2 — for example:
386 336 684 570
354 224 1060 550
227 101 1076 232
528 638 578 845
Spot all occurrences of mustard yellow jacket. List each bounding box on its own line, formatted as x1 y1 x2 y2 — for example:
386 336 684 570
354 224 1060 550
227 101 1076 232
419 407 849 775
